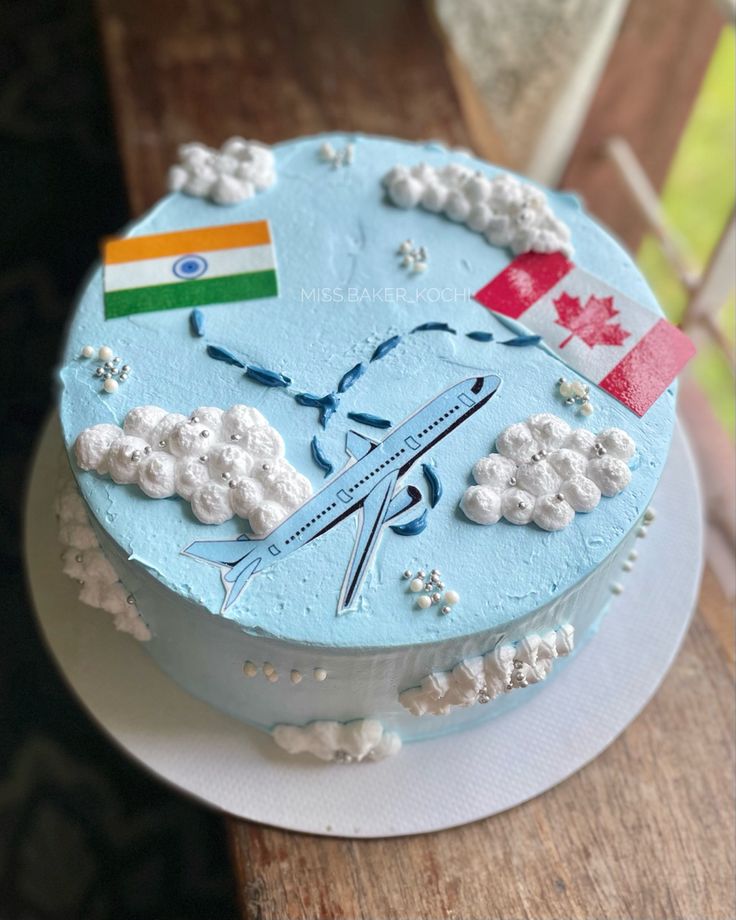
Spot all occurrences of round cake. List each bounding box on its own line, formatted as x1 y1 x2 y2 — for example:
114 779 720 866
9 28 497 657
56 133 677 763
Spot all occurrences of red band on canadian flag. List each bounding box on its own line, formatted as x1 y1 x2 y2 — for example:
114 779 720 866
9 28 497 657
474 254 695 416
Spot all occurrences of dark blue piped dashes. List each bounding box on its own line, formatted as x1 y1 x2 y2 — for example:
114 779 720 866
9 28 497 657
411 322 457 335
390 509 428 536
295 392 340 428
347 411 392 429
206 344 245 368
422 464 442 508
500 334 542 347
466 331 494 342
310 436 334 478
190 308 205 337
337 362 365 393
245 365 292 388
370 335 401 362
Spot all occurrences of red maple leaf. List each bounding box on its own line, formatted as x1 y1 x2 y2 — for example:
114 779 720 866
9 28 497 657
554 292 631 349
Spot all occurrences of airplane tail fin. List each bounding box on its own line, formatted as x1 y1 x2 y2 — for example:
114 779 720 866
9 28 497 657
184 536 263 611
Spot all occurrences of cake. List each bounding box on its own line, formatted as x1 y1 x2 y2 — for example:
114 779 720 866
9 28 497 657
55 133 688 764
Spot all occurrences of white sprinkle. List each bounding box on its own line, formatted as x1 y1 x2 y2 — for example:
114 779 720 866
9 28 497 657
267 671 279 683
81 345 95 359
628 549 638 561
290 669 302 685
313 667 327 682
444 589 460 605
102 378 119 394
417 595 432 609
579 401 594 417
622 560 633 572
643 507 656 524
243 661 258 678
637 526 648 538
262 662 275 677
611 582 624 595
409 577 424 593
98 345 114 362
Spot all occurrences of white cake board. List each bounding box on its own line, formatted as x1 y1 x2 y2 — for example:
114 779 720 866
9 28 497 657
24 415 703 838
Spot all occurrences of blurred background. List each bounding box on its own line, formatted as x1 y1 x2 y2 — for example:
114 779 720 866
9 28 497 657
1 1 733 917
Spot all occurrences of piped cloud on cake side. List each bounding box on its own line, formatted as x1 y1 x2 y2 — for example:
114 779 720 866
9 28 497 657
382 162 573 257
168 137 276 205
460 414 635 532
73 405 313 531
272 719 401 763
399 625 574 717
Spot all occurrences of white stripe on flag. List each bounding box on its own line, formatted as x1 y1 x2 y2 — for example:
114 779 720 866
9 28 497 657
519 272 659 381
104 244 275 292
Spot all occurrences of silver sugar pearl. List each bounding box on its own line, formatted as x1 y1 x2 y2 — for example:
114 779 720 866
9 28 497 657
440 605 451 615
417 569 426 578
199 455 208 463
200 429 210 438
112 356 121 365
230 434 242 441
75 553 83 563
508 477 517 486
477 688 490 704
159 440 167 448
402 570 412 579
555 492 565 501
119 373 128 381
565 397 575 405
95 367 104 376
518 500 527 509
190 415 200 423
513 659 523 669
143 445 151 455
228 480 237 489
431 592 441 604
262 463 271 471
131 450 141 461
121 364 130 373
126 594 136 605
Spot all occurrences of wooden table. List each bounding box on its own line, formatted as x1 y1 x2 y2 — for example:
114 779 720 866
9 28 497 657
96 2 735 916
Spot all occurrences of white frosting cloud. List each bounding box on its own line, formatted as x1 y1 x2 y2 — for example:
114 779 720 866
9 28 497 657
382 162 573 256
460 415 634 532
56 461 151 641
272 719 402 763
399 625 574 717
168 137 276 205
74 404 313 531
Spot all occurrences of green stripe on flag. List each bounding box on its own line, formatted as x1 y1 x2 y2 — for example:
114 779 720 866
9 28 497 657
104 270 278 319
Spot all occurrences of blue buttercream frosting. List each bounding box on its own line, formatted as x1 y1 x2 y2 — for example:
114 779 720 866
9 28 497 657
58 133 674 650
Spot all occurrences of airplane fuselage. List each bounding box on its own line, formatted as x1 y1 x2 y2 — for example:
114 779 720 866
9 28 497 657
256 374 499 562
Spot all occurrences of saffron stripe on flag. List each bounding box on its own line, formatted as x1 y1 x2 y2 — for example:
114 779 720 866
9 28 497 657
103 221 271 264
104 269 278 319
599 318 696 416
474 251 573 319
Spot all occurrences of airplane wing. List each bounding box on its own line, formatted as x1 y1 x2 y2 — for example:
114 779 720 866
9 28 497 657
337 470 399 613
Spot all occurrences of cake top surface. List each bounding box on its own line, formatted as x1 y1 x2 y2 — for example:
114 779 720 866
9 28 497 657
59 133 675 649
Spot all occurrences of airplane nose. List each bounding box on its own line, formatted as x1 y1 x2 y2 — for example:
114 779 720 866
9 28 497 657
471 374 501 395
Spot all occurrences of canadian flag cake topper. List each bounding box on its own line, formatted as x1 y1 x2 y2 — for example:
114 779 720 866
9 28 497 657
474 252 695 416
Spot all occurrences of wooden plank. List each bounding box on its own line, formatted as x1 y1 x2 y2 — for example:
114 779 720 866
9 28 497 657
95 3 734 917
562 0 722 250
96 0 475 216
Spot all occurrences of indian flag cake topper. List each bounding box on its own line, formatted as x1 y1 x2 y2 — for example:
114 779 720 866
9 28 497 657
102 220 278 319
